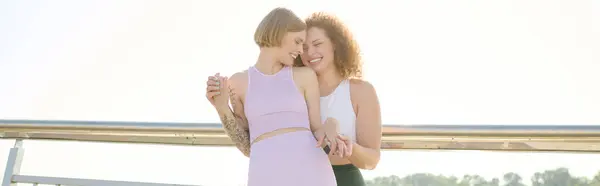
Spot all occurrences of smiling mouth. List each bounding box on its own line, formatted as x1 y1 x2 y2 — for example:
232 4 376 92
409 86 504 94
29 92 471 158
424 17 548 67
309 58 322 63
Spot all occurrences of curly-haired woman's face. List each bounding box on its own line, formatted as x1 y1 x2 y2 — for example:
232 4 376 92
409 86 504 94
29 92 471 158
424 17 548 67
301 27 335 74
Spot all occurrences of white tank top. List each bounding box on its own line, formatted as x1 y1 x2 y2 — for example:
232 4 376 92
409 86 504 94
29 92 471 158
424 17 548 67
320 79 357 142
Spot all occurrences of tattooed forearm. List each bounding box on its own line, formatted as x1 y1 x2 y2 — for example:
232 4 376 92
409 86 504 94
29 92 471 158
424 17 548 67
219 110 251 157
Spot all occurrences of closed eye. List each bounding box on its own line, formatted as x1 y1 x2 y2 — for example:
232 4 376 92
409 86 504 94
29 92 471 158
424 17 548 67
295 38 304 45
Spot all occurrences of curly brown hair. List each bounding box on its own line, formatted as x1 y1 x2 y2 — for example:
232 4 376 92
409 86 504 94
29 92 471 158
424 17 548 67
294 12 363 79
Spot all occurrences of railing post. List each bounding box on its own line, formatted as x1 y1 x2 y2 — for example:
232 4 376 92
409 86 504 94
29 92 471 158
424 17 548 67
2 139 24 186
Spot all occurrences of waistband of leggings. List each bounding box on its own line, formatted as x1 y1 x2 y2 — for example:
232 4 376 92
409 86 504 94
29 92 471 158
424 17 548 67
332 163 359 171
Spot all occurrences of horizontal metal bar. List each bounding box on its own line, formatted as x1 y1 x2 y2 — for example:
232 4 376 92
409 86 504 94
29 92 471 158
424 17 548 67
2 119 600 152
12 174 199 186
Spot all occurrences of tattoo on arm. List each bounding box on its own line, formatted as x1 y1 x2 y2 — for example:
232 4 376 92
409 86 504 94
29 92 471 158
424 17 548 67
219 88 251 157
220 112 251 157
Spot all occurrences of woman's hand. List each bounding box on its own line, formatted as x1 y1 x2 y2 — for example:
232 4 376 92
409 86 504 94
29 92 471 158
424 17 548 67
338 135 353 158
315 118 349 157
205 73 230 111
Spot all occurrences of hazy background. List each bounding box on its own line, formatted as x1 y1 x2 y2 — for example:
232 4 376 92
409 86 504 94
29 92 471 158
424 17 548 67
1 0 599 185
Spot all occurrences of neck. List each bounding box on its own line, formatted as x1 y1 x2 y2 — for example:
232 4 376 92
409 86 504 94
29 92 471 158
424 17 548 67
255 47 283 75
317 67 344 91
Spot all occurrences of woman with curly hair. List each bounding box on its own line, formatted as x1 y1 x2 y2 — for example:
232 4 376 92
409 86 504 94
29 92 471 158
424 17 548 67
295 12 382 186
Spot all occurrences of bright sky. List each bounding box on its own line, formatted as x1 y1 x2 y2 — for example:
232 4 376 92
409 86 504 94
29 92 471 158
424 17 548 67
1 0 599 185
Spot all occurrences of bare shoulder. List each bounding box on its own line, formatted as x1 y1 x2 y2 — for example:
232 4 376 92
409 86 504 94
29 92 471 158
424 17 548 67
349 78 379 112
292 67 317 85
228 71 248 87
292 66 317 78
229 70 248 83
349 78 377 97
228 70 249 99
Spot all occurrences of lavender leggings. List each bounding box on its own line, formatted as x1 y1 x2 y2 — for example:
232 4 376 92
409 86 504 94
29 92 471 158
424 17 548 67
247 131 337 186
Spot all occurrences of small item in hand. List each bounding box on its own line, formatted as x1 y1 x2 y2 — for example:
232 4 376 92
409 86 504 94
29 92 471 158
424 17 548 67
323 145 331 154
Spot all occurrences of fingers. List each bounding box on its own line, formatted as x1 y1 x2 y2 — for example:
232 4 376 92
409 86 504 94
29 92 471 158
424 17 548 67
346 145 352 157
339 135 352 156
221 76 232 99
206 73 226 98
206 75 221 98
218 76 229 91
207 73 221 85
328 137 338 156
336 138 347 158
342 138 353 157
315 133 325 147
206 91 220 99
329 135 352 158
207 84 220 92
206 81 220 100
206 77 219 87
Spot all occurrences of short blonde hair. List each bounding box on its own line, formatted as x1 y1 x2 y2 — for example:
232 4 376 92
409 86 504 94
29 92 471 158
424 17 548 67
254 7 306 48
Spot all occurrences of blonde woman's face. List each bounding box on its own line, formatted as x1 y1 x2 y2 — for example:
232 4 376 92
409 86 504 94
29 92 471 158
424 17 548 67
278 31 306 66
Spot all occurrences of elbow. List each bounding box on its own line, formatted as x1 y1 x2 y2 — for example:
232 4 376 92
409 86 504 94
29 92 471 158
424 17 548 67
355 161 377 170
236 146 251 158
369 157 381 170
361 157 380 170
354 152 381 170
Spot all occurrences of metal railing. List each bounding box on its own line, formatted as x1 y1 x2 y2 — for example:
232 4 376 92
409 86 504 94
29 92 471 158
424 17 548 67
2 119 600 186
